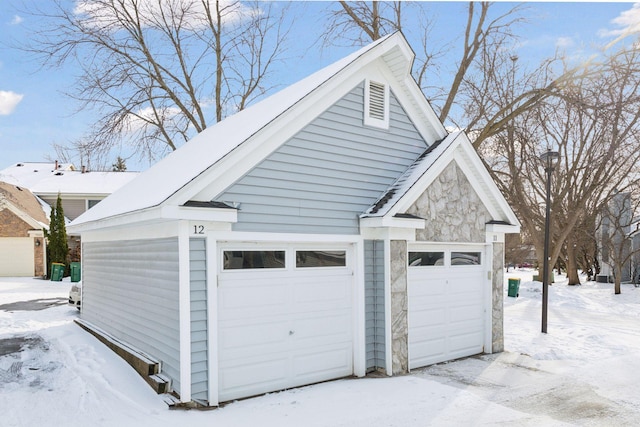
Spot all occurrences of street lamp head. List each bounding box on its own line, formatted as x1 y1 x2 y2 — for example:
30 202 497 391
539 149 560 170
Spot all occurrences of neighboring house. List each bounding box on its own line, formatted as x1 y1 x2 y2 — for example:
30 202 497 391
69 33 520 407
596 192 633 283
0 162 139 221
631 221 640 283
0 182 49 277
0 162 139 272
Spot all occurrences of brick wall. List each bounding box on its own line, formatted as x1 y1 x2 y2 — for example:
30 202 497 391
0 210 32 237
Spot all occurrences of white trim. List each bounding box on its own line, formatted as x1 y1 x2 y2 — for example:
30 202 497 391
215 231 362 244
69 205 237 234
360 216 425 230
178 221 192 402
206 234 219 406
161 205 238 223
486 223 520 235
77 221 180 243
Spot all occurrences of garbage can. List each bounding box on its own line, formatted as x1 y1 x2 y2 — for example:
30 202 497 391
50 262 65 282
70 262 81 283
508 278 521 298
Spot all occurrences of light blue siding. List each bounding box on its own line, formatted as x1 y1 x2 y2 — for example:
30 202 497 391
81 238 181 393
217 82 427 234
365 240 385 371
190 238 208 404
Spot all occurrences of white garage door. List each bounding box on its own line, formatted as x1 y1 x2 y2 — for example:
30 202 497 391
408 245 486 369
217 244 354 402
0 238 34 277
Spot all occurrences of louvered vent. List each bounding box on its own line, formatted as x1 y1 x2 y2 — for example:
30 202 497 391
368 81 386 120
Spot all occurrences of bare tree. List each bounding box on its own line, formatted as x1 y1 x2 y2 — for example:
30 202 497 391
23 0 291 165
485 44 640 287
321 1 403 46
320 1 566 148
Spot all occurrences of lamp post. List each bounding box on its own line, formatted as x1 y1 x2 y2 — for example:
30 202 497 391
540 149 560 334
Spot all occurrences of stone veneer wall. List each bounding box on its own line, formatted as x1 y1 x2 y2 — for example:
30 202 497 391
492 242 505 352
390 240 408 374
406 162 490 243
387 160 506 370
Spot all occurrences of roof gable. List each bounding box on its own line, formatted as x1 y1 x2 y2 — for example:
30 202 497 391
362 132 520 227
70 32 448 229
0 181 49 229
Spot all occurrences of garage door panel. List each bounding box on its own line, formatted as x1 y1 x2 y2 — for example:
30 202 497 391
0 238 34 277
217 244 354 402
219 319 290 355
410 339 446 367
450 305 483 323
219 357 289 400
292 311 351 341
292 276 351 306
218 283 288 317
292 346 352 381
408 245 486 370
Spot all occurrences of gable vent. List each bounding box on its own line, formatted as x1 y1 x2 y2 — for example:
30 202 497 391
368 81 386 120
364 79 389 129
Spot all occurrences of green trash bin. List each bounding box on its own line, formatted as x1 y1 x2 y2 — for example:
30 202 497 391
50 262 65 282
508 278 521 298
70 262 81 282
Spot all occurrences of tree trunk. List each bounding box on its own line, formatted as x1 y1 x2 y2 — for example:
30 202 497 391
566 240 581 285
614 265 622 295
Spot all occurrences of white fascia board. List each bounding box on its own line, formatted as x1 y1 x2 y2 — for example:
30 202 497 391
397 74 447 142
160 205 238 223
213 230 362 244
453 137 521 227
486 223 521 234
67 206 166 234
359 216 425 229
75 220 181 243
390 138 460 216
35 192 108 199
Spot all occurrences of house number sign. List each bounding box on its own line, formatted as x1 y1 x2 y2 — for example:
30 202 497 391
192 225 205 235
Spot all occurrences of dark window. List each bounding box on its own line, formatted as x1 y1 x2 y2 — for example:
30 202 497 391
296 250 346 268
451 252 482 265
88 200 101 209
223 251 285 270
408 252 444 266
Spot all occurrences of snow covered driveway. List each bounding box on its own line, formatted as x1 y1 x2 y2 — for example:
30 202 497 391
1 272 640 426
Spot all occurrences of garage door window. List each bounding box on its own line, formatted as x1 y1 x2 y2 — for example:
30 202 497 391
451 252 481 265
296 250 346 268
408 252 444 267
223 250 285 269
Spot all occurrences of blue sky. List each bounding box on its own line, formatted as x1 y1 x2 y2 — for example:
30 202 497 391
1 1 639 172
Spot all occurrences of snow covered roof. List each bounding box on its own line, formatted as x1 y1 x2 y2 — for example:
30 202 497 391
0 162 75 188
0 162 138 197
361 131 520 228
71 32 443 228
30 170 139 197
362 133 457 217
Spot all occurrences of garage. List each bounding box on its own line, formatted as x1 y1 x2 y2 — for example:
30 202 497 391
407 244 487 369
0 237 34 277
217 244 355 402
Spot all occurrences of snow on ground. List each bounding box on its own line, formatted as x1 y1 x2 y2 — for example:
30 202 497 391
1 272 640 426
